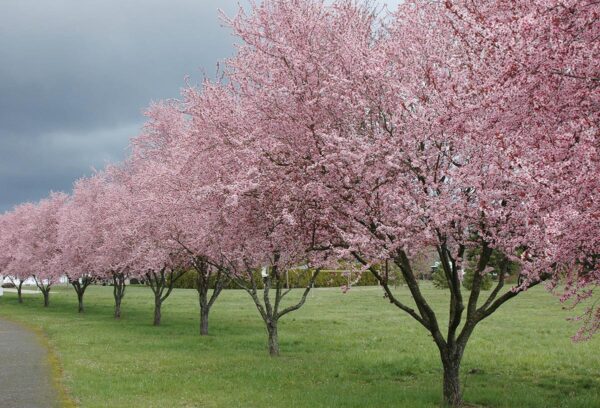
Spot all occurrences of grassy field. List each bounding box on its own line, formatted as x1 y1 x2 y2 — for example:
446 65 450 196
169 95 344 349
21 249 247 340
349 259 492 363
0 283 598 408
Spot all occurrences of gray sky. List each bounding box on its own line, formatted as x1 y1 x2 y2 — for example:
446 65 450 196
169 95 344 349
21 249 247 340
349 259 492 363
0 0 400 213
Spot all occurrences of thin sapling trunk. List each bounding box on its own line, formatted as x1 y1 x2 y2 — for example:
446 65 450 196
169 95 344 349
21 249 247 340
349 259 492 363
193 257 228 336
68 275 94 313
231 254 320 356
112 271 126 319
9 278 25 303
33 276 52 307
145 266 185 326
18 280 24 303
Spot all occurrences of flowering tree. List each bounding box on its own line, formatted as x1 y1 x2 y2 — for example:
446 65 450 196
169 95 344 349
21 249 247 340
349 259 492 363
128 95 235 334
0 206 32 303
86 168 141 319
19 193 69 307
222 0 599 404
58 177 106 312
120 166 189 327
126 227 187 326
439 0 600 343
216 184 324 356
0 1 595 406
181 75 330 352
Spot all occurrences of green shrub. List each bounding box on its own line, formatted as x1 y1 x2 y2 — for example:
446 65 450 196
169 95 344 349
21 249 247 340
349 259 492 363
461 247 521 291
169 267 381 289
170 270 199 289
243 268 380 289
462 267 493 290
432 264 449 289
294 269 379 288
433 260 495 291
432 247 522 291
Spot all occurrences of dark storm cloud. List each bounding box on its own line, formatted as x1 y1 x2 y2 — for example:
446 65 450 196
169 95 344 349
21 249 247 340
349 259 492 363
0 0 401 213
0 0 246 212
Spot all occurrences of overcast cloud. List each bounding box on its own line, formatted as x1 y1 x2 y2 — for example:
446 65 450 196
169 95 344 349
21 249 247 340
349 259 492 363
0 0 400 212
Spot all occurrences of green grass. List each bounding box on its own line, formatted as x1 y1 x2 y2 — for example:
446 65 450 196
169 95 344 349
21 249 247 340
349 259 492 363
0 284 598 407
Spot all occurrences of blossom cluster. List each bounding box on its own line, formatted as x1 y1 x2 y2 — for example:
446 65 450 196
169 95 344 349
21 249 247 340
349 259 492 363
0 0 597 339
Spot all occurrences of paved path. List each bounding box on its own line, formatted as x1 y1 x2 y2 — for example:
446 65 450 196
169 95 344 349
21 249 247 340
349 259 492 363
0 318 61 407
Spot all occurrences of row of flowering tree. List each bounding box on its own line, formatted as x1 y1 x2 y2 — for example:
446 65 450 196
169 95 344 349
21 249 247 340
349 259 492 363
0 1 598 406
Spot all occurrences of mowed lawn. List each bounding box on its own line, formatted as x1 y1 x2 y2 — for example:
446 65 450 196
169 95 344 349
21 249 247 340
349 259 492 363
0 284 598 408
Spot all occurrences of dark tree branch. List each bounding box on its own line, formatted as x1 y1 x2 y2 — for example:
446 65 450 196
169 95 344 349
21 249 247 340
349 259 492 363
477 278 546 322
352 251 429 329
465 242 493 323
277 269 321 318
394 250 445 347
478 257 508 313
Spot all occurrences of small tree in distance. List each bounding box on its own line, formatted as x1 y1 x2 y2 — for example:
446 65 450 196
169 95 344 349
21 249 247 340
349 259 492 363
0 206 33 304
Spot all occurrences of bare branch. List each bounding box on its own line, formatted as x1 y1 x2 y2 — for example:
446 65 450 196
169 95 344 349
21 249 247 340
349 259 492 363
277 269 321 318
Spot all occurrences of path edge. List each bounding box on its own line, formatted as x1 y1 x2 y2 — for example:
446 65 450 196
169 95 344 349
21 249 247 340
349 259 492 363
0 316 78 408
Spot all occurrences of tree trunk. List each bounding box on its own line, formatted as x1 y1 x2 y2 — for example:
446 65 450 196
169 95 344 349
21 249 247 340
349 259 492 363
200 305 209 336
192 257 227 336
442 353 463 407
235 261 319 357
17 282 23 304
71 277 92 313
33 277 51 307
114 297 122 319
267 322 279 357
113 273 126 319
196 272 210 336
77 291 84 313
153 300 162 326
